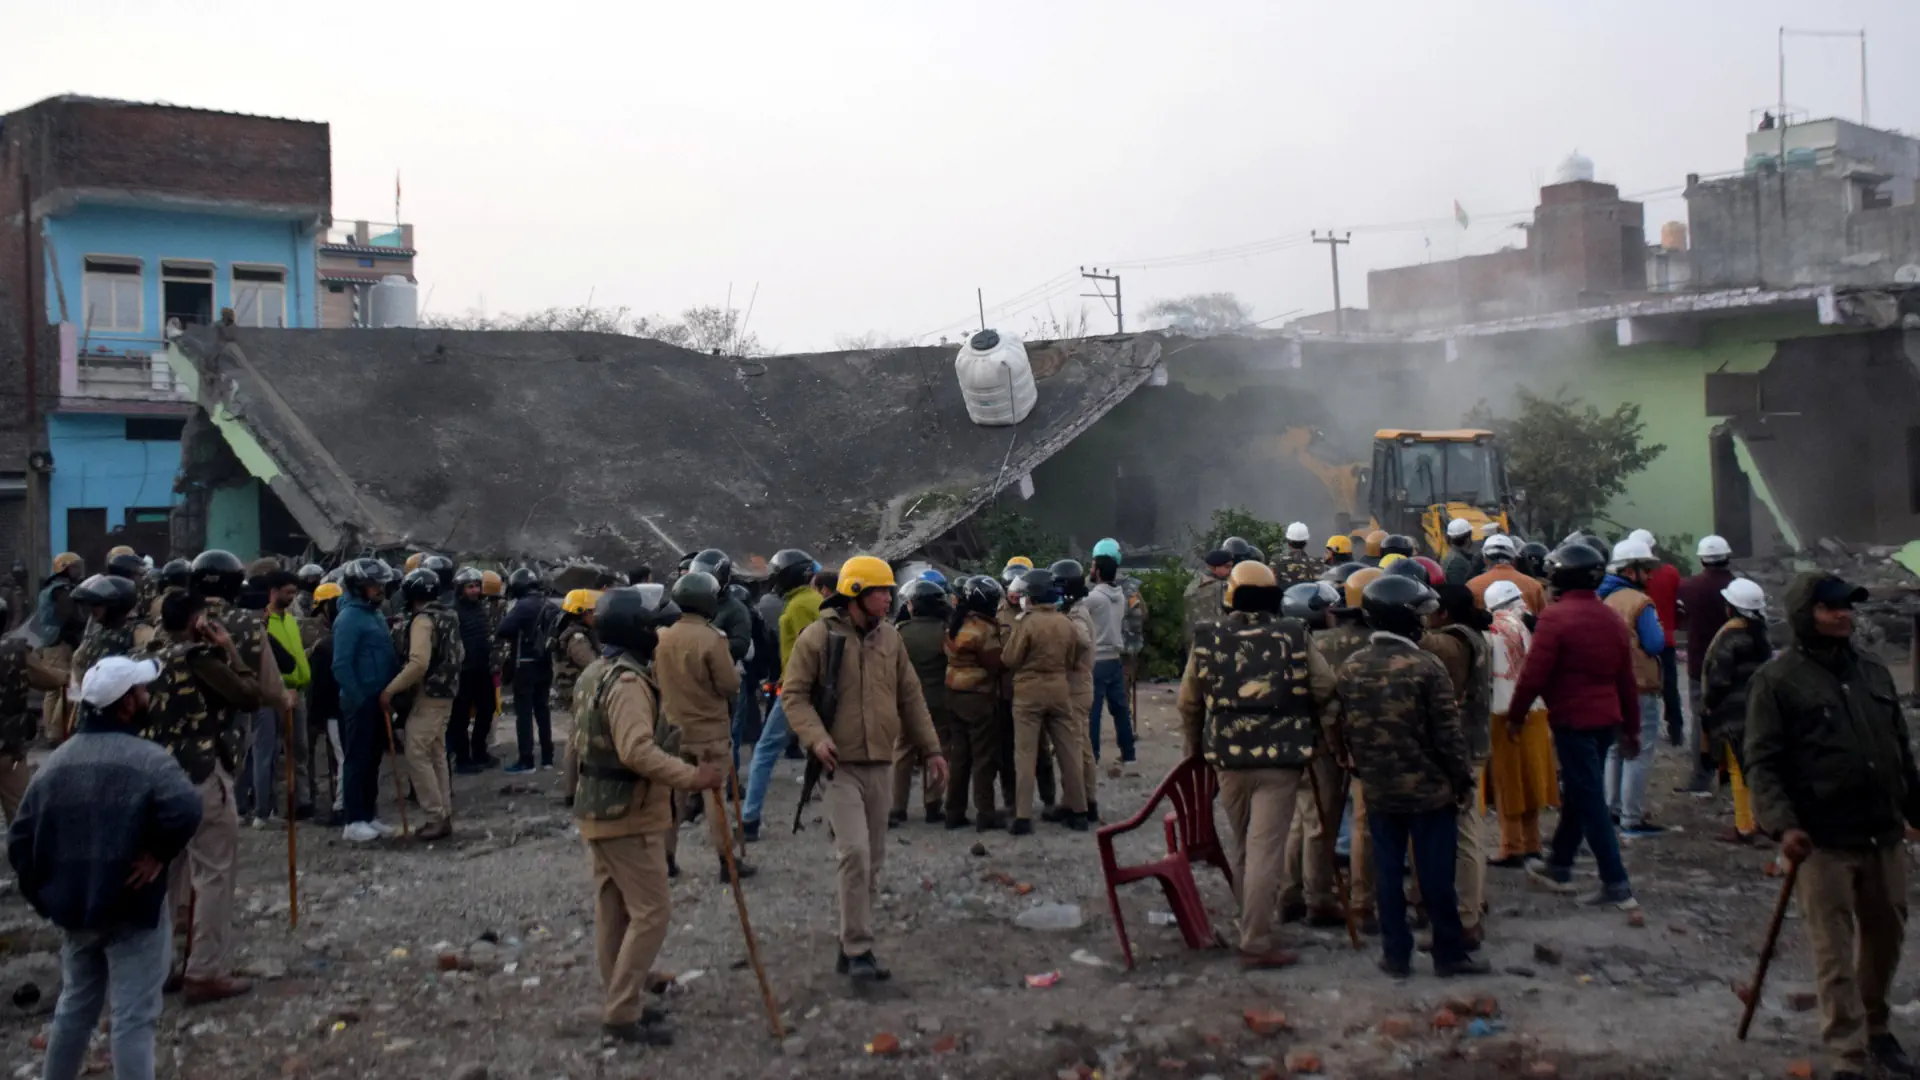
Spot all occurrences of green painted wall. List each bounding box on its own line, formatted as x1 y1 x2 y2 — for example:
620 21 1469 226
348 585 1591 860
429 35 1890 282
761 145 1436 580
207 482 261 558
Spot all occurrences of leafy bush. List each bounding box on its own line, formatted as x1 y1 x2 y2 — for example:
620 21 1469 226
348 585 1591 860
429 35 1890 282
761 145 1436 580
1194 507 1290 562
1136 558 1195 680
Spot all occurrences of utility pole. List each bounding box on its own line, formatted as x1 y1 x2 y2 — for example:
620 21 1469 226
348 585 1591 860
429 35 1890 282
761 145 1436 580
1080 267 1122 333
1312 231 1352 332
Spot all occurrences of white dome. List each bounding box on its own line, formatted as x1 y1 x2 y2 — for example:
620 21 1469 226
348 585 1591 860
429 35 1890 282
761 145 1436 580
1555 151 1595 184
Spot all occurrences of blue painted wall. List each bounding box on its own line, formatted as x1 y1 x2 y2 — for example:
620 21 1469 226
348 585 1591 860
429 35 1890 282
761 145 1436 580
43 204 318 337
46 414 183 554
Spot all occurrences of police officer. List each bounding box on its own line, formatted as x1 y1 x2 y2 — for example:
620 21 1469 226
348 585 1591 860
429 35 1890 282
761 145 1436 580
655 570 754 882
782 556 946 980
1273 580 1348 928
150 559 190 624
891 579 951 827
292 563 325 618
553 588 602 807
1273 522 1321 588
1442 519 1481 586
943 576 1005 830
1177 562 1335 968
449 566 500 773
69 574 149 696
572 586 724 1045
1052 559 1100 824
1002 568 1089 834
0 603 63 822
1422 583 1495 950
741 549 829 841
1328 574 1487 979
383 567 462 841
1380 534 1418 563
686 550 751 663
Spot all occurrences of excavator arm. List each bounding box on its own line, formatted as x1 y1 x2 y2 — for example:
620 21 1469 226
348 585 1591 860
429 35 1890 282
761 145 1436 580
1265 427 1368 523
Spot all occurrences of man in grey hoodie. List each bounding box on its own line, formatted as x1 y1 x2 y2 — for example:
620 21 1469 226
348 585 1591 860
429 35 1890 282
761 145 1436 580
1084 557 1136 763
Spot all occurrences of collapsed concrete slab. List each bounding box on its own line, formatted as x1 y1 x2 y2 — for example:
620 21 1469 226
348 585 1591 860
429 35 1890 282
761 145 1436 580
165 325 1162 570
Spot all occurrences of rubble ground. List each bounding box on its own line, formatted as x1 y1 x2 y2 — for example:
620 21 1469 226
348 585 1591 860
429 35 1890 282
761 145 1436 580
0 684 1908 1079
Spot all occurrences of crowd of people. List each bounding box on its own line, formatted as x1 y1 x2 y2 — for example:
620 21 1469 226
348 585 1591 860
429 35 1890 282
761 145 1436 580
0 519 1913 1078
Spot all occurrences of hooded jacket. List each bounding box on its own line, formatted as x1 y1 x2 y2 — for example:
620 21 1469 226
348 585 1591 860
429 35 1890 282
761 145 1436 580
332 595 399 718
1744 572 1920 850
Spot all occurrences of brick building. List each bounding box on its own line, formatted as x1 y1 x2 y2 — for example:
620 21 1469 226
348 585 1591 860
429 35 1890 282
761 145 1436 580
0 95 330 574
318 220 417 327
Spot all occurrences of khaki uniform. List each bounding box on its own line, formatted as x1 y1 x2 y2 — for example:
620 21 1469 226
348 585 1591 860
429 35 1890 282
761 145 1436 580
653 613 742 860
782 611 941 955
1177 610 1335 955
387 607 459 828
1002 608 1088 821
572 656 700 1027
943 613 1003 824
1065 602 1099 811
557 627 598 802
892 615 950 819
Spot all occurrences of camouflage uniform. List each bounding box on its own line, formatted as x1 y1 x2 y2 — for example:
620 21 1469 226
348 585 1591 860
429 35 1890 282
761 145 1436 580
1271 547 1323 590
1330 632 1475 968
1282 618 1372 918
1182 573 1227 652
0 643 60 822
1176 609 1335 956
1423 622 1495 935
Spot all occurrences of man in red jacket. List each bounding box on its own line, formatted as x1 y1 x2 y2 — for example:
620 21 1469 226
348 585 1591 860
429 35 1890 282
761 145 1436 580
1675 535 1738 793
1506 542 1640 910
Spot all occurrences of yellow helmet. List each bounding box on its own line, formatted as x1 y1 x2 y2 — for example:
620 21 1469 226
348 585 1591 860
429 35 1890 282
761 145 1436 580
1364 530 1389 558
51 552 83 574
480 569 504 596
312 582 343 604
1325 535 1353 556
107 545 136 559
1379 553 1406 570
1223 559 1277 609
1343 567 1383 609
563 589 602 615
404 552 424 573
837 555 897 598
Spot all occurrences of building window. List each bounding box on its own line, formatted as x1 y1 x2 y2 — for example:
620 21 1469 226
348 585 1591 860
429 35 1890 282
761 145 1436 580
125 417 186 442
231 266 287 328
356 257 375 268
161 260 215 329
81 257 143 332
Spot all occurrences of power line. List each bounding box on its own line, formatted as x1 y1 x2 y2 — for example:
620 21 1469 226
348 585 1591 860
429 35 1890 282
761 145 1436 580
1310 231 1352 332
1079 267 1122 333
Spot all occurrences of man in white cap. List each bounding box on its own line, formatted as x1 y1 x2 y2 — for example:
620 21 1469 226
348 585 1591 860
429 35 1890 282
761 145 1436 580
1442 519 1480 587
1598 536 1667 838
1271 523 1320 589
9 655 203 1080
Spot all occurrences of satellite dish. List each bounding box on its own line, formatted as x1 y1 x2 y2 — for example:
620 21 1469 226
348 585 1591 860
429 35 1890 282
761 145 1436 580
1895 264 1920 284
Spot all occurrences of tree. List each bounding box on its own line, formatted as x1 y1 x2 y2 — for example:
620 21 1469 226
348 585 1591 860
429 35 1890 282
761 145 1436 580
1140 292 1254 336
1464 388 1666 542
1025 305 1094 341
1193 506 1290 562
834 331 917 351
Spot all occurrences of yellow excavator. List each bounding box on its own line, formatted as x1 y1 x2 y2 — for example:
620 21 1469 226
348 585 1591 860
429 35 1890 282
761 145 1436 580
1266 427 1518 556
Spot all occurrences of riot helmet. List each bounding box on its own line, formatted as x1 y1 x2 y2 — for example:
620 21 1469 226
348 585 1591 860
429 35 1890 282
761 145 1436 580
1361 573 1435 640
688 548 733 589
189 550 246 600
670 570 722 619
1546 542 1607 592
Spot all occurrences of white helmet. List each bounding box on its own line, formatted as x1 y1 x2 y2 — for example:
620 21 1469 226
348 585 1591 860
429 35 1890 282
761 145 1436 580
1484 580 1526 611
1628 528 1656 549
1446 518 1473 540
1721 577 1766 615
1285 521 1311 544
1609 537 1655 570
1481 534 1518 560
1697 535 1732 561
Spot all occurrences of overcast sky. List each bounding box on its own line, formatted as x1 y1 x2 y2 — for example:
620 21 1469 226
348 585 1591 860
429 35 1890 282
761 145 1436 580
6 1 1915 350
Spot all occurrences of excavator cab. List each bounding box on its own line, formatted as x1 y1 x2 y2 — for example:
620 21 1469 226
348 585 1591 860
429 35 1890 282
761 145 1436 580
1368 430 1515 556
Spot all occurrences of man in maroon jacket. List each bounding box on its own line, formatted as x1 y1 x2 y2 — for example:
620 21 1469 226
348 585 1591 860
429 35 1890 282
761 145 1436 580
1507 542 1640 910
1675 535 1737 793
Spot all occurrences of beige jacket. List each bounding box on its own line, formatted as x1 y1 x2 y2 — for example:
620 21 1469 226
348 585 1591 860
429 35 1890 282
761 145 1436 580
783 610 940 766
653 613 740 747
578 666 702 841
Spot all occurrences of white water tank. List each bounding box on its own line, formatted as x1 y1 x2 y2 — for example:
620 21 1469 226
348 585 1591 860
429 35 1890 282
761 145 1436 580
954 329 1037 426
369 275 418 328
1555 150 1595 184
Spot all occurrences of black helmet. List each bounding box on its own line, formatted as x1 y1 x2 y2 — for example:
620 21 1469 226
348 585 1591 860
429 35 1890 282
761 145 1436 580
1361 573 1435 640
670 570 722 619
898 579 949 619
1324 562 1369 586
1020 568 1058 606
189 550 246 600
597 584 681 655
769 549 815 593
727 583 751 607
296 563 324 588
453 567 485 589
105 553 146 581
1546 542 1607 592
420 555 455 593
689 548 733 589
1385 558 1429 583
159 558 191 590
1282 581 1337 621
1580 533 1610 560
1381 534 1417 560
961 575 1004 618
73 574 138 618
1519 541 1550 576
1221 536 1263 565
340 558 393 595
399 568 441 604
507 568 540 598
1048 559 1087 601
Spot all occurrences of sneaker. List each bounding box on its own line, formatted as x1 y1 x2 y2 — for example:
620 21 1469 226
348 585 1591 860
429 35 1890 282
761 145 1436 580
540 760 555 771
368 820 398 838
342 822 380 844
1377 956 1412 979
1526 860 1577 895
845 952 891 981
1580 885 1639 910
503 761 535 775
1620 822 1668 839
248 816 272 830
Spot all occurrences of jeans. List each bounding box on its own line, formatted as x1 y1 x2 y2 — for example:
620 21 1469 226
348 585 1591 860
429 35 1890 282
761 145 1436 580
513 664 555 766
449 667 497 764
45 921 169 1080
742 696 790 825
1368 804 1468 966
340 702 388 826
1088 658 1135 761
1659 648 1683 745
1548 726 1631 889
237 706 281 820
1604 694 1660 827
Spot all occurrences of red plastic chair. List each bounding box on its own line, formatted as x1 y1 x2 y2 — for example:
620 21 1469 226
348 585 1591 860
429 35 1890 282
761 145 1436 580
1097 756 1226 969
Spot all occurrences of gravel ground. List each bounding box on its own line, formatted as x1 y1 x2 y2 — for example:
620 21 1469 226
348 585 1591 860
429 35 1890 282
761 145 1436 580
0 685 1909 1079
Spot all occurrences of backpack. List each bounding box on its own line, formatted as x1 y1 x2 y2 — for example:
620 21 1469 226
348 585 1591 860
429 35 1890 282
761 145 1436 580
525 600 563 662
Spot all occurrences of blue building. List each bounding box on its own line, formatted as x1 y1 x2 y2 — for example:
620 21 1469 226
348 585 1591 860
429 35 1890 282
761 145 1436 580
2 95 332 571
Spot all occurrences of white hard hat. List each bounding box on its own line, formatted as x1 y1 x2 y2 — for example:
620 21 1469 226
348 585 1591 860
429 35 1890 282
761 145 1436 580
1285 522 1311 544
1721 578 1766 614
1697 535 1732 561
1481 534 1518 559
1446 518 1473 539
1628 528 1656 549
1609 537 1655 569
1484 580 1525 611
80 655 163 709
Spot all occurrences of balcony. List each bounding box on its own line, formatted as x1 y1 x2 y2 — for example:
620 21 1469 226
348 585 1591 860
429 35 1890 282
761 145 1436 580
57 323 191 410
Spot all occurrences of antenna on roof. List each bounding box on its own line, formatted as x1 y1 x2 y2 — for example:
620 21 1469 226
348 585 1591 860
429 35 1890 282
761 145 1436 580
977 288 986 331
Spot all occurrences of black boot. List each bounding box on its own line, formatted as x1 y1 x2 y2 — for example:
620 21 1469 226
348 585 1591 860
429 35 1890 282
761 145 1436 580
603 1018 673 1046
1009 818 1033 836
1085 801 1100 824
1040 806 1070 824
945 816 972 830
975 812 1003 833
667 854 680 879
1872 1034 1917 1079
718 859 757 884
845 952 891 981
886 810 906 829
924 806 943 825
741 818 760 843
1065 812 1089 832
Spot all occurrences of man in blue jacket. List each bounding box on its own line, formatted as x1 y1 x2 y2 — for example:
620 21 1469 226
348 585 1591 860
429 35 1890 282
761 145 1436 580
10 655 203 1080
331 559 401 844
1599 538 1668 839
